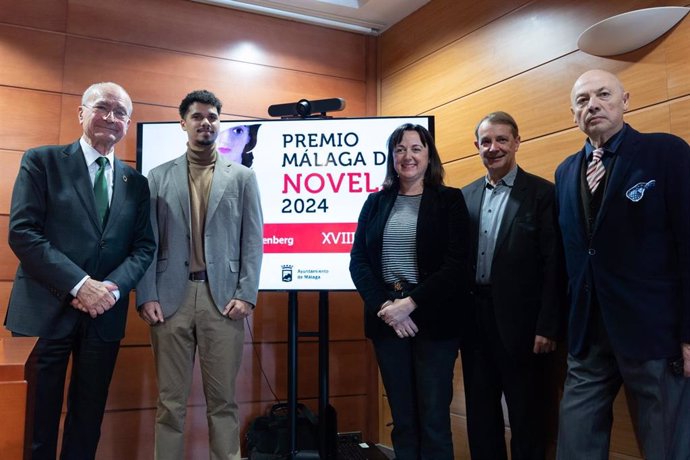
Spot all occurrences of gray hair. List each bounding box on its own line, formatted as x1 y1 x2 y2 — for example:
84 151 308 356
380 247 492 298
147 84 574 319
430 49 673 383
82 82 133 115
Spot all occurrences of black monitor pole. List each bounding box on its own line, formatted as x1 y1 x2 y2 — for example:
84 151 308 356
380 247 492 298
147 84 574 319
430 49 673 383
271 102 345 459
287 290 337 459
287 290 300 459
317 290 337 458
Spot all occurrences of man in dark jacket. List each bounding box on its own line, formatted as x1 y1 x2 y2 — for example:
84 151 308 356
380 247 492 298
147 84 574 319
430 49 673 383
462 111 563 460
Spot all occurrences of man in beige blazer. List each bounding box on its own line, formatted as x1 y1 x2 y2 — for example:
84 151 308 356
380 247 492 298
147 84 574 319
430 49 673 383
136 89 263 460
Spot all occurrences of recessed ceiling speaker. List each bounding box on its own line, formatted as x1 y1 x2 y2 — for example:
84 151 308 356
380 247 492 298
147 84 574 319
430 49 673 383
268 98 346 118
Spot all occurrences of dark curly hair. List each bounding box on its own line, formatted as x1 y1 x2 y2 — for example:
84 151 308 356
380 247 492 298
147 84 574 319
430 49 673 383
179 90 222 119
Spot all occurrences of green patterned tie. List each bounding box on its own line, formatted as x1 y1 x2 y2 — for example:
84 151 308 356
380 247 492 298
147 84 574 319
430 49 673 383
94 156 109 225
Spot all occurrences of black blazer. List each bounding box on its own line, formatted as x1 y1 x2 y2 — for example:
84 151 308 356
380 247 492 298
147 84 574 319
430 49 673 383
5 141 156 341
349 184 472 339
556 126 690 360
463 167 564 355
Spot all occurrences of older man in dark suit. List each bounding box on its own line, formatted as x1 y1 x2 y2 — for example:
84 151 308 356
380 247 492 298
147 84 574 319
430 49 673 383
461 111 563 460
4 82 156 459
555 69 690 460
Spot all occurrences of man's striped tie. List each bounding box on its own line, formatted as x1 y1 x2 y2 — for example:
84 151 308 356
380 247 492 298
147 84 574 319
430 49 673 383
586 148 605 193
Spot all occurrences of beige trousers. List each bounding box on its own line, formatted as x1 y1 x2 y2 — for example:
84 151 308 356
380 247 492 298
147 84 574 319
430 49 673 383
151 280 244 460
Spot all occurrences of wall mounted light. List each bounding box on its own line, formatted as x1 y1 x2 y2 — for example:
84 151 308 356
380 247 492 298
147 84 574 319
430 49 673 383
192 0 381 34
578 6 689 56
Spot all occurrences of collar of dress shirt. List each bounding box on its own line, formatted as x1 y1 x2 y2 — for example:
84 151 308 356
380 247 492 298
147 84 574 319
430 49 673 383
80 136 115 169
484 164 518 189
584 123 628 161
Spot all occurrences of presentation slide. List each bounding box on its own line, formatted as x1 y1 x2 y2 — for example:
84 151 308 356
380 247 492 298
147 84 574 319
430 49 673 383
138 116 433 290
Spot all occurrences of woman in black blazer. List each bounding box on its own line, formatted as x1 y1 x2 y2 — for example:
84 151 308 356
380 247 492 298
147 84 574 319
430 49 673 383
350 124 471 460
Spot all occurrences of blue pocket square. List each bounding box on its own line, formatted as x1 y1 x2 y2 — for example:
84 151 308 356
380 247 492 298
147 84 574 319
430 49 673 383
626 180 656 202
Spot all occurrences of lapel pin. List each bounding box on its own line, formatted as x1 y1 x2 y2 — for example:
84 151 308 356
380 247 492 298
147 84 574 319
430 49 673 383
123 175 128 183
626 180 655 202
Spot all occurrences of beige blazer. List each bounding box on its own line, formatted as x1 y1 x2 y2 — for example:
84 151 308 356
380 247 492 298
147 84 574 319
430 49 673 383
136 153 263 317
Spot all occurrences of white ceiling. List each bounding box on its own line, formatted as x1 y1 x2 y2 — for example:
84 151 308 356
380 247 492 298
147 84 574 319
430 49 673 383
192 0 431 34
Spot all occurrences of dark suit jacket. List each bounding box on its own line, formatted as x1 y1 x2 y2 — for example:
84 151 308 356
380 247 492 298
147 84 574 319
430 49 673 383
349 184 472 339
555 125 690 360
5 141 156 341
463 167 563 355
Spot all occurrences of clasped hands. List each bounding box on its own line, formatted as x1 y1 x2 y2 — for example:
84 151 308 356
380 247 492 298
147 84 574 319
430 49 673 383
71 278 118 318
378 297 418 338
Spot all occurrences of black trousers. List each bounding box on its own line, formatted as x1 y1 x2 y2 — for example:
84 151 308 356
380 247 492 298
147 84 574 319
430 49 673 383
461 289 547 460
15 315 120 460
373 335 459 460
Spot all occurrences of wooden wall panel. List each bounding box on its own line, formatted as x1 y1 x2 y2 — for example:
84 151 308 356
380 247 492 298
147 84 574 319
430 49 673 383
97 408 154 460
0 0 67 31
450 413 471 460
611 390 643 458
0 216 19 281
331 395 369 433
61 37 366 120
380 0 689 117
430 43 676 164
56 96 83 146
365 36 379 116
325 291 367 340
0 87 62 152
249 291 290 341
122 292 155 346
0 281 12 338
379 0 529 78
0 25 65 93
449 357 466 416
666 20 690 98
670 96 690 139
0 150 21 215
107 346 157 411
67 0 366 81
0 381 28 460
379 394 391 446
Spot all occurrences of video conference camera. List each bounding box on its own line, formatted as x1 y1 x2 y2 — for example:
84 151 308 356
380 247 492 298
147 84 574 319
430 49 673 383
268 98 346 118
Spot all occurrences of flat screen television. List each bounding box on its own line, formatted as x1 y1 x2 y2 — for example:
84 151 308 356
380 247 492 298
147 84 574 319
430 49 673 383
137 115 434 290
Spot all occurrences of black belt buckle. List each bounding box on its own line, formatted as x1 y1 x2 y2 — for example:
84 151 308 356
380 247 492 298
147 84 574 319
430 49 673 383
189 270 208 282
389 281 415 298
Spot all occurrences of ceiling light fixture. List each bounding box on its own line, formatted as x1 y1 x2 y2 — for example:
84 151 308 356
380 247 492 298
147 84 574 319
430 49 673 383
578 6 689 56
192 0 380 35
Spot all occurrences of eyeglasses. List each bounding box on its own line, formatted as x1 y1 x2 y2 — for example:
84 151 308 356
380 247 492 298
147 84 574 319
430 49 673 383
83 104 130 121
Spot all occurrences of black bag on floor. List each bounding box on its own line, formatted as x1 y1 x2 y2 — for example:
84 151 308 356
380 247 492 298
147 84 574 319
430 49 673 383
247 403 319 459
